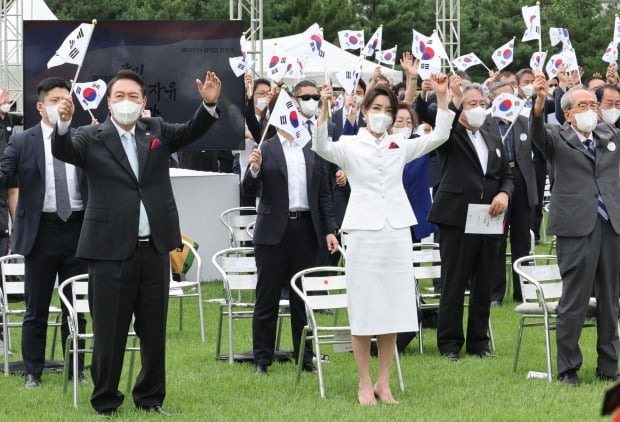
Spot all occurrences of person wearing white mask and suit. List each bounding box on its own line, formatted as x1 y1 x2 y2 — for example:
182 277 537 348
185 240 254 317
429 82 513 362
314 74 455 405
53 69 222 416
531 75 620 387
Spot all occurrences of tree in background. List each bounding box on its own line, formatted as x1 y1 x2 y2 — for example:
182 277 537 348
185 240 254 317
44 0 620 80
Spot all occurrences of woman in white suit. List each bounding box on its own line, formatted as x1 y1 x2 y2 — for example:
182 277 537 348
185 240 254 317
313 73 455 404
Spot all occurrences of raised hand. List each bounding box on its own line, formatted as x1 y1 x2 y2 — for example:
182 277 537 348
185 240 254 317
533 71 547 99
607 64 618 84
248 147 262 173
195 71 221 104
57 95 75 122
430 73 449 95
0 89 9 106
400 52 419 79
318 83 332 126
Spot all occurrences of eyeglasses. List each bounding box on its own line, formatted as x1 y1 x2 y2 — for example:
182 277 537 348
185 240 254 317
572 102 599 112
254 90 270 98
296 94 320 101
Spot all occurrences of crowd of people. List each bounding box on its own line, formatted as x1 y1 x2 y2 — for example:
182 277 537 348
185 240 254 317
1 49 620 414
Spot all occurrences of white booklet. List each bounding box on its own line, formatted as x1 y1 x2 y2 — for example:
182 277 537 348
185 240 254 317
464 203 505 234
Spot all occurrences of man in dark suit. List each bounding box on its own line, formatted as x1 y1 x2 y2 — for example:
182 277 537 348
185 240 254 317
530 74 620 386
53 69 221 416
485 82 538 304
0 77 88 387
242 92 339 374
428 81 513 361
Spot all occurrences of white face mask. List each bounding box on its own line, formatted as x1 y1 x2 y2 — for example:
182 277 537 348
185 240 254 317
255 97 268 112
464 106 486 128
392 126 412 138
521 84 535 98
111 100 143 126
547 87 556 97
0 104 10 113
45 104 59 125
299 99 319 117
355 95 363 106
601 108 620 126
367 112 393 134
573 110 598 133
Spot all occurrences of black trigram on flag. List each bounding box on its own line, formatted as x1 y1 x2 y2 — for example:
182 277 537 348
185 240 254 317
420 63 430 70
285 101 294 109
280 116 287 125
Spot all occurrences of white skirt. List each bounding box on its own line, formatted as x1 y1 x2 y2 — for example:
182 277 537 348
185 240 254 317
344 224 418 336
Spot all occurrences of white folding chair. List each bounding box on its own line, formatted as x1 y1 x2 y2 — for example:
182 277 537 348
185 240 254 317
219 207 256 247
512 255 596 381
411 243 496 353
169 239 205 341
211 247 289 364
1 254 61 375
291 266 404 399
58 274 139 408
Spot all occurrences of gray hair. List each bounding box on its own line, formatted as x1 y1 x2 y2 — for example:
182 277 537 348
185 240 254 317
461 82 487 106
489 81 513 98
560 85 593 111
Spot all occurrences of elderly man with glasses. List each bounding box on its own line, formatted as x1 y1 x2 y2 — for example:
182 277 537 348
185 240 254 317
530 72 620 387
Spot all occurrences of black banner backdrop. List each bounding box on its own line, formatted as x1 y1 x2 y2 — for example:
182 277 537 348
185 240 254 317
23 20 244 150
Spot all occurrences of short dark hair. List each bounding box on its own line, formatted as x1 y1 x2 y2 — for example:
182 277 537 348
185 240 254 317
253 78 271 94
293 80 318 96
357 78 367 93
584 75 605 90
454 70 471 82
362 85 398 121
595 84 620 102
36 77 70 102
499 70 516 80
397 101 418 129
516 68 534 83
106 69 147 97
392 82 406 96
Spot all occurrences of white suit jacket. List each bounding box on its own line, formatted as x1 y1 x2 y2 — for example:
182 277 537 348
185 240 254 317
313 108 456 230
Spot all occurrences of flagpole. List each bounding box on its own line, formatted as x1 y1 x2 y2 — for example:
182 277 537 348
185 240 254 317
69 19 97 96
480 61 491 72
391 44 397 81
536 1 542 53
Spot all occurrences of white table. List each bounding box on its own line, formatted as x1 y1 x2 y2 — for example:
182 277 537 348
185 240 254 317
170 168 239 281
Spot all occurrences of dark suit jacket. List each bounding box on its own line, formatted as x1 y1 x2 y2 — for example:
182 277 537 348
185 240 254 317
331 108 365 142
530 114 620 236
241 134 337 246
52 104 217 260
482 114 538 208
428 120 514 229
0 123 87 255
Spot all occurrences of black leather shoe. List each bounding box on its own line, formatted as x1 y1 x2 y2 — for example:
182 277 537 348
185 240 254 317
596 369 620 382
138 405 171 416
558 371 579 386
24 373 41 388
302 362 318 373
442 352 460 361
470 350 497 358
254 364 268 375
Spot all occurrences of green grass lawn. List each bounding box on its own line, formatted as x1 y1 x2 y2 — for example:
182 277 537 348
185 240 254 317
0 240 613 421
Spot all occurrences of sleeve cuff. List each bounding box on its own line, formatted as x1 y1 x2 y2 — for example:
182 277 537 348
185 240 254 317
202 102 218 117
56 119 71 136
250 167 260 178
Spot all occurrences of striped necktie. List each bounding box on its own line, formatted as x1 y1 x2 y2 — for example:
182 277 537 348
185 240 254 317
584 138 609 222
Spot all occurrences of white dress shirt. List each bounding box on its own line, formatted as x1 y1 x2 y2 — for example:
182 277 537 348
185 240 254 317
40 122 83 212
280 133 310 211
466 128 488 175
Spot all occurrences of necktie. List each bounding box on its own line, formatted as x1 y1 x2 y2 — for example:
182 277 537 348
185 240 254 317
53 156 72 221
121 132 150 236
499 121 515 162
584 138 609 222
306 120 313 137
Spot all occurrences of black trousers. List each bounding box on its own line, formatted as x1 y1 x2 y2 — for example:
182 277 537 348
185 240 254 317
491 167 535 302
253 216 316 367
437 225 501 354
22 216 86 376
88 243 169 413
532 150 547 240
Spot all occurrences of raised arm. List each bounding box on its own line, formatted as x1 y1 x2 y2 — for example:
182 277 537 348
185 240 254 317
530 71 555 158
403 73 456 162
314 83 347 168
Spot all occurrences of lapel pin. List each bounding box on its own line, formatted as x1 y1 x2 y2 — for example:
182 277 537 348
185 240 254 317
145 132 150 136
608 142 616 152
520 133 527 141
496 147 501 158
